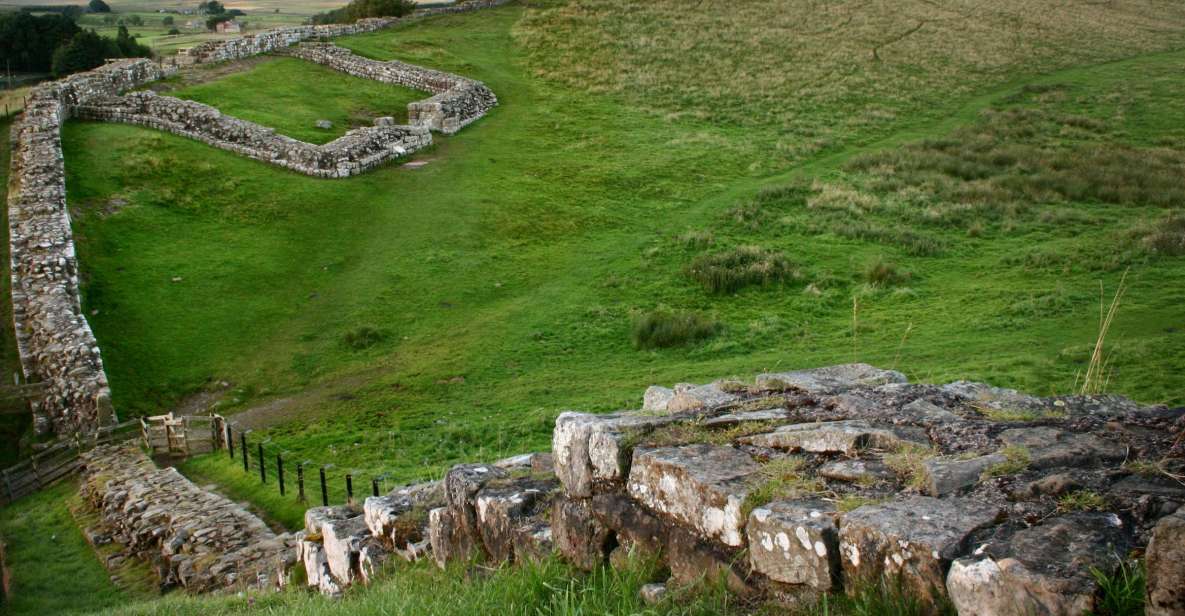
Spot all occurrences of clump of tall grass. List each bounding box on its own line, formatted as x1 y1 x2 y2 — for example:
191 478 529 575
343 326 388 350
630 308 720 350
863 256 910 287
685 246 799 294
1130 212 1185 256
1077 270 1128 395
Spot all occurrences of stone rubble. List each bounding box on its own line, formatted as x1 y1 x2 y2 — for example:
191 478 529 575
78 444 295 592
282 43 497 135
74 91 431 178
291 363 1183 615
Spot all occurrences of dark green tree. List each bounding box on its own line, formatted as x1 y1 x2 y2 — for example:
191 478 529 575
87 0 111 13
50 29 110 76
0 12 80 72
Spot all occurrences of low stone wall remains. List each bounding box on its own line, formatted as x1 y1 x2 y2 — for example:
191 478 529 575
283 43 497 134
8 3 505 436
78 444 295 592
178 0 511 66
7 60 171 436
75 92 431 178
296 364 1185 615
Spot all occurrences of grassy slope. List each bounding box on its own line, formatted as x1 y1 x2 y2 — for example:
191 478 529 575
0 482 130 614
59 3 1185 496
169 57 428 143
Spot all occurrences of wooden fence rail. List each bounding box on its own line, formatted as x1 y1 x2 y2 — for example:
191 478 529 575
0 419 141 507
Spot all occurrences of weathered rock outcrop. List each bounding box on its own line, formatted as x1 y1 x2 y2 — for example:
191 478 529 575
78 443 294 592
291 365 1182 612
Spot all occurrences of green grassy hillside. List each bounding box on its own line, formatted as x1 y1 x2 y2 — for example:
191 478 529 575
58 3 1185 491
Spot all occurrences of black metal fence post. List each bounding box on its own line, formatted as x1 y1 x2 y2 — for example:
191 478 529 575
240 432 248 472
345 474 354 505
277 454 285 496
258 443 266 484
297 463 306 503
319 467 328 507
227 425 234 460
371 477 379 497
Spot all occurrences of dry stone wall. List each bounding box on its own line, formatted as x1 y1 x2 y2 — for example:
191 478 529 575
75 92 431 178
178 0 511 65
283 43 497 134
298 364 1185 615
79 444 295 592
7 60 171 436
8 4 505 436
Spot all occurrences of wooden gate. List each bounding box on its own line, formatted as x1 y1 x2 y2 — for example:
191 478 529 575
140 413 220 456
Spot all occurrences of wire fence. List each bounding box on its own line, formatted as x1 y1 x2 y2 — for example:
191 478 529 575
156 414 397 508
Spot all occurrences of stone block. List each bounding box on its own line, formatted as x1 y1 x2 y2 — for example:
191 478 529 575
746 500 839 589
921 454 1007 496
627 444 760 547
1146 508 1185 616
999 427 1125 469
839 496 1000 602
551 496 613 570
947 513 1130 616
739 420 916 455
755 364 906 394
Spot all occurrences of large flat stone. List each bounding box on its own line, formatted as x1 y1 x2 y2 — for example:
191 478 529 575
755 364 906 394
553 411 679 497
947 513 1130 616
839 496 1000 602
998 427 1124 469
320 515 369 586
922 454 1007 497
427 506 464 570
627 444 760 547
747 499 839 590
475 478 556 563
551 496 613 570
443 463 506 559
665 382 742 413
739 420 919 455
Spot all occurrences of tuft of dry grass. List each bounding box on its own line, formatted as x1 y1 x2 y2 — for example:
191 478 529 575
1057 489 1109 512
1078 270 1128 395
884 443 938 491
981 445 1031 479
742 456 827 517
685 246 800 294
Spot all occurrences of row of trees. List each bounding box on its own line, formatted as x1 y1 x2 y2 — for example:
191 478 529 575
311 0 417 25
0 12 150 76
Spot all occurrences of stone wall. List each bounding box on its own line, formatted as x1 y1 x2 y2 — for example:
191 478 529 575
298 364 1185 615
75 92 431 178
283 43 497 134
178 0 512 66
78 444 295 592
7 3 505 436
6 60 171 436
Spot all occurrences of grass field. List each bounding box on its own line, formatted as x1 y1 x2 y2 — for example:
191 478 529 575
0 0 1183 612
168 57 427 143
0 482 137 614
53 2 1185 492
